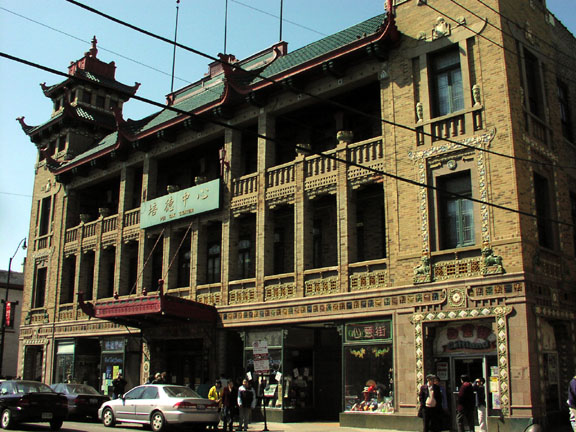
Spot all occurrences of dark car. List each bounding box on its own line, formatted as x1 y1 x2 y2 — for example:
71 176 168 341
50 383 110 420
0 380 68 430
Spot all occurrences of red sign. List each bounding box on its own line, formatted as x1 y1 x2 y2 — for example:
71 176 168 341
5 302 14 328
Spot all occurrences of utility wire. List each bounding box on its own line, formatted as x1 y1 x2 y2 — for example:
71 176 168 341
63 0 576 171
230 0 327 38
2 50 573 230
0 5 190 85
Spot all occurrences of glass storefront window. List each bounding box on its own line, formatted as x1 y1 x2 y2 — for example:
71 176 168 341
344 320 394 414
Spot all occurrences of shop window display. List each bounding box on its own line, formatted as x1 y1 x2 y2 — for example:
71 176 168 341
344 320 394 414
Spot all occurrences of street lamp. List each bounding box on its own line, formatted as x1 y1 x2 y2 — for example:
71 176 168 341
0 237 27 377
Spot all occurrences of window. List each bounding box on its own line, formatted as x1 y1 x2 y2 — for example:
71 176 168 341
534 172 554 249
38 196 52 236
96 95 106 108
312 219 323 268
273 229 285 274
430 46 464 117
33 267 47 308
437 171 475 249
238 239 252 279
207 243 221 283
524 49 544 118
83 90 92 104
558 81 573 141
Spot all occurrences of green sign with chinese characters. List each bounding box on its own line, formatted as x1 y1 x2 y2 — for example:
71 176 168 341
345 320 392 343
140 179 220 229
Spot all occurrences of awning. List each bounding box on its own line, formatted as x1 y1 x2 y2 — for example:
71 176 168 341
77 289 218 329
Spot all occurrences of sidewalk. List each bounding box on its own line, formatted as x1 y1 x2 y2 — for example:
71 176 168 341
246 422 404 432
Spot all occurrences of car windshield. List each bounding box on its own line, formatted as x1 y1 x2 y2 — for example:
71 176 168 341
65 384 100 395
15 382 53 393
163 386 202 398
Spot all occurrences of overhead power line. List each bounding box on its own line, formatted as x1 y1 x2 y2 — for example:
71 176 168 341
1 50 573 230
63 0 576 171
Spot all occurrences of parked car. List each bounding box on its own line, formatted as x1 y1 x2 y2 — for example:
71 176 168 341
98 384 219 432
0 380 68 430
50 383 110 420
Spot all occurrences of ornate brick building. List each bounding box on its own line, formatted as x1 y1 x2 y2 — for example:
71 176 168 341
18 1 576 430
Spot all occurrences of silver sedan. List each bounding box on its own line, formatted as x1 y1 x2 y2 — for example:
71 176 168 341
98 384 219 432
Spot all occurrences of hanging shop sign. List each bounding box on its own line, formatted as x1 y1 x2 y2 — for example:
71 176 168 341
140 179 220 229
434 322 496 354
345 320 392 343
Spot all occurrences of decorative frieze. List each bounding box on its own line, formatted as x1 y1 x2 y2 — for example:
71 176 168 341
305 276 339 297
265 283 296 301
197 291 222 306
229 287 257 305
434 257 483 281
349 271 388 291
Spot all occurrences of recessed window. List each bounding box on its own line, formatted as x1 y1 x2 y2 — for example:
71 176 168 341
524 49 544 118
437 171 475 249
33 267 47 308
430 46 464 117
534 172 555 249
207 243 221 283
558 81 573 141
83 90 92 104
96 95 106 108
238 239 252 279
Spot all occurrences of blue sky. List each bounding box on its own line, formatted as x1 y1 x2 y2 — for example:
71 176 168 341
0 0 575 270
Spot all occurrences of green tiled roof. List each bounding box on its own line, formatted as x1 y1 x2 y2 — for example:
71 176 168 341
137 82 225 133
74 70 138 97
256 14 386 82
64 132 120 166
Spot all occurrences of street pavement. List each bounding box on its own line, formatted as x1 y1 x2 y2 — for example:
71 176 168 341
20 420 398 432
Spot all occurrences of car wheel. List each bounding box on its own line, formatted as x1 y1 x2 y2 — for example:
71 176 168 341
49 418 64 431
0 409 14 430
102 407 116 427
150 411 166 432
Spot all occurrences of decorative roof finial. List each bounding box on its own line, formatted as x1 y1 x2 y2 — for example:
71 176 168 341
90 36 98 57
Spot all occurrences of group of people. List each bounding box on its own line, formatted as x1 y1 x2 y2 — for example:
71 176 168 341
207 378 257 432
418 374 487 432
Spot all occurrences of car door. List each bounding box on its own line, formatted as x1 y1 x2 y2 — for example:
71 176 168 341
132 386 159 424
116 386 145 421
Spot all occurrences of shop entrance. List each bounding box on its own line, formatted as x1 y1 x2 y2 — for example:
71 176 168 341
152 339 205 389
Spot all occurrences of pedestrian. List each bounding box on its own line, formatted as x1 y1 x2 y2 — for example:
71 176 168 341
208 380 223 431
221 379 238 432
474 377 487 432
457 375 476 432
568 374 576 432
152 372 162 384
112 372 127 399
419 374 443 432
237 379 256 432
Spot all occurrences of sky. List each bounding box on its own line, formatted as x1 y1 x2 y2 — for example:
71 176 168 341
0 0 575 272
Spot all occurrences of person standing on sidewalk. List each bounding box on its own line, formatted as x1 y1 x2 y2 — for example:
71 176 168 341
473 377 487 432
457 375 476 432
237 379 256 431
568 374 576 432
221 379 238 432
418 374 444 432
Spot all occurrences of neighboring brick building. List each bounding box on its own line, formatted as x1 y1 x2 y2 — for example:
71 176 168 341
17 0 576 430
0 269 24 378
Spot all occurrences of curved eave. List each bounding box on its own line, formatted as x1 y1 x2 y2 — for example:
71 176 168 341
51 132 123 175
134 81 232 140
250 14 399 92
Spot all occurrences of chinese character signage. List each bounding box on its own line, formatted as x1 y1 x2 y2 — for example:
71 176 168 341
345 320 392 343
4 302 16 328
140 179 220 229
